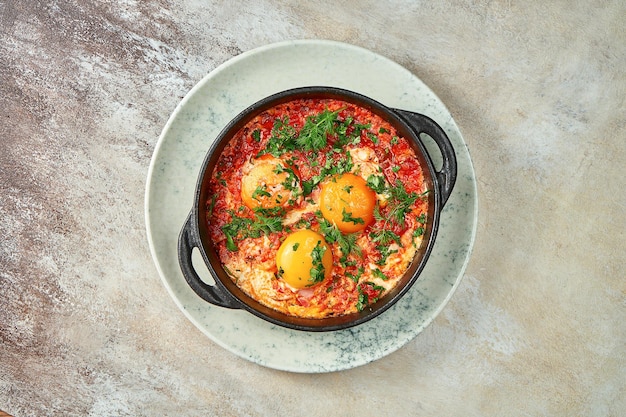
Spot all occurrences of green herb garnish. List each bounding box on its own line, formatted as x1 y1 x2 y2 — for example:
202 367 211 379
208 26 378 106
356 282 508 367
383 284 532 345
301 151 353 196
257 116 297 158
251 184 271 201
370 229 402 246
356 282 386 311
309 241 327 285
386 180 420 225
412 213 427 241
207 194 217 216
345 266 364 283
221 211 283 252
318 217 362 266
367 132 379 144
366 174 386 194
341 208 365 225
296 108 343 152
274 164 299 190
372 268 388 281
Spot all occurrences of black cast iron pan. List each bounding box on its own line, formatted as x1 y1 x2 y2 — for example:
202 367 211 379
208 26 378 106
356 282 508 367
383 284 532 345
178 86 457 332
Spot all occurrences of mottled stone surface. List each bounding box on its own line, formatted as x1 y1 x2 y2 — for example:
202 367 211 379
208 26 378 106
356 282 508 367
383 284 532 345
1 1 624 416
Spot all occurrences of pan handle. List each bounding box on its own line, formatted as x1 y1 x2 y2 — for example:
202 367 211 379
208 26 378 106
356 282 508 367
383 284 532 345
393 109 457 206
178 213 241 309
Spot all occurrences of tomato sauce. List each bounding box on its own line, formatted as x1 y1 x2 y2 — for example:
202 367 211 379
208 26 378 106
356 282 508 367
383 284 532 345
206 98 428 318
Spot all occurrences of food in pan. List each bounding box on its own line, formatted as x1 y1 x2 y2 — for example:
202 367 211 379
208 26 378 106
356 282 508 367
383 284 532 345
205 98 429 318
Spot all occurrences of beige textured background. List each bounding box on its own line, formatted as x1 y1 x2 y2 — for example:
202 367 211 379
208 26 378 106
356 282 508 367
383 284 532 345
1 1 624 416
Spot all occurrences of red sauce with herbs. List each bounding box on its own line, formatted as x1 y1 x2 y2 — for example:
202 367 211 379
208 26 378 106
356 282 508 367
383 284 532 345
206 98 428 318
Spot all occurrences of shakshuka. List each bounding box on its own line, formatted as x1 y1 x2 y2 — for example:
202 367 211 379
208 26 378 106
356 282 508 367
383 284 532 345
205 98 429 318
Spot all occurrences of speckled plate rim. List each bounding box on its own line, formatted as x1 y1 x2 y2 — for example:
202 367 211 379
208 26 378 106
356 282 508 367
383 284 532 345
145 39 477 373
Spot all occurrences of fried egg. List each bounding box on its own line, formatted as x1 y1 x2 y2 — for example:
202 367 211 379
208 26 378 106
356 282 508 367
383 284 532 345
275 230 333 289
319 173 376 233
240 155 301 210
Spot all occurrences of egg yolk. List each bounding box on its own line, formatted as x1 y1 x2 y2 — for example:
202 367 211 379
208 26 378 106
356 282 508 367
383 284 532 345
241 156 300 210
275 230 333 289
319 173 376 233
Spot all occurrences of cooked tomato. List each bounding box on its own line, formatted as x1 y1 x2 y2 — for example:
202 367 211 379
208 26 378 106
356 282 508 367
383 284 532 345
206 98 428 318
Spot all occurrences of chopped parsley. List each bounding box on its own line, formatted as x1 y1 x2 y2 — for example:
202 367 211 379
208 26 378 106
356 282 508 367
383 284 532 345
385 180 423 225
309 241 327 285
370 228 402 246
301 151 353 196
207 194 217 216
356 291 367 312
366 174 386 194
366 177 430 263
345 266 364 283
252 129 261 142
356 282 386 311
367 176 427 227
301 180 316 197
251 184 271 201
274 164 300 191
372 268 388 281
296 110 370 151
318 216 362 267
257 107 365 187
256 116 297 158
370 228 402 264
253 206 286 217
221 211 283 252
296 108 343 152
293 216 312 229
273 163 302 203
367 132 379 144
375 244 398 266
341 208 365 225
413 213 427 241
334 117 369 148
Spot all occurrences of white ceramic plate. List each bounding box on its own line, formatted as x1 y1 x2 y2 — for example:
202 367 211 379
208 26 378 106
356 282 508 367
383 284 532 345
145 40 477 373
